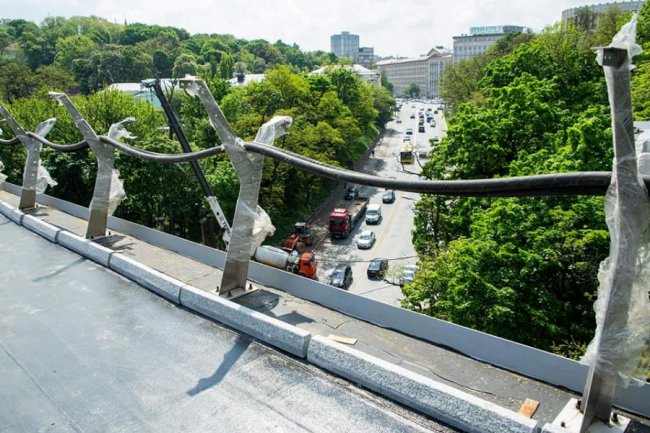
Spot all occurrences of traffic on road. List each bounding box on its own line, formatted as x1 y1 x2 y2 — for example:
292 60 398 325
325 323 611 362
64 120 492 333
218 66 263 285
311 99 448 306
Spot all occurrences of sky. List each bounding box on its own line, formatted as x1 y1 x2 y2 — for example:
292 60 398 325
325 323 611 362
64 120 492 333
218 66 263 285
1 0 599 58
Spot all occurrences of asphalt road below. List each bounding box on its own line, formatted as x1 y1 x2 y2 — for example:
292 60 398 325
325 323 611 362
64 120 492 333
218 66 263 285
314 101 448 306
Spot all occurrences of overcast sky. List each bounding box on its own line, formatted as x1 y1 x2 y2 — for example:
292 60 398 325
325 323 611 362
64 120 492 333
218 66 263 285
1 0 598 57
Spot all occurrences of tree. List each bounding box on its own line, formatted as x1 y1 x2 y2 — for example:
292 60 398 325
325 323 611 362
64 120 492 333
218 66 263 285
153 50 174 78
404 82 420 97
219 53 235 79
407 21 616 357
380 69 393 92
0 27 11 58
54 35 95 71
172 53 198 77
0 61 37 101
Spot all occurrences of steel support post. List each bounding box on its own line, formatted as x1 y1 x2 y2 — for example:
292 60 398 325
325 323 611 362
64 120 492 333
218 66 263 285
579 46 647 432
219 140 265 294
179 78 258 295
179 78 289 295
49 93 116 239
0 105 56 209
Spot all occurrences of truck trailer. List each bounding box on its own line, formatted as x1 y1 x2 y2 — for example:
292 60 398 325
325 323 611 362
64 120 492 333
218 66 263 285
328 196 369 238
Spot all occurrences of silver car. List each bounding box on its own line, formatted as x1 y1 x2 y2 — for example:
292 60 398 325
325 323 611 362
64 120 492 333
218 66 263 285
400 264 419 286
357 230 376 249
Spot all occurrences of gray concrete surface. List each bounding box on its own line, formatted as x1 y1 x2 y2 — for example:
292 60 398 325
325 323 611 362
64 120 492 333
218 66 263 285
109 252 184 303
22 213 61 242
0 192 584 426
308 336 539 433
0 213 457 433
180 284 311 358
2 184 649 430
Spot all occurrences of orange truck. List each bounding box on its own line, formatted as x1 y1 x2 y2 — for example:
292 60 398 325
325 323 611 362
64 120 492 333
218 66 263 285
253 245 318 279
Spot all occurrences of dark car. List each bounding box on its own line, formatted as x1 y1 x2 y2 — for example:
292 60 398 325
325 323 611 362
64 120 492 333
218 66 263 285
344 186 359 200
328 264 353 289
367 258 388 279
382 189 395 203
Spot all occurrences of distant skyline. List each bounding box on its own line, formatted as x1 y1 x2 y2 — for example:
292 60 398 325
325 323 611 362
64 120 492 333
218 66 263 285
0 0 630 58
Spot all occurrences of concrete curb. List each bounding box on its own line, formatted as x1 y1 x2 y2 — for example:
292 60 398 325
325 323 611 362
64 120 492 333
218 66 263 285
180 285 311 358
22 214 61 243
0 199 24 224
541 424 567 433
109 253 182 303
57 230 113 266
307 335 539 433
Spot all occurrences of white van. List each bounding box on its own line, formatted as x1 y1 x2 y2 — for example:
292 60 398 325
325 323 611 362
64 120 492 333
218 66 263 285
365 203 382 224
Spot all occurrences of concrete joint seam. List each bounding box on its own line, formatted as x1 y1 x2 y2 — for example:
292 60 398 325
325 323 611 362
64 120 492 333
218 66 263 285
0 200 25 225
307 335 539 433
179 285 311 358
57 231 112 266
109 253 182 304
22 215 61 243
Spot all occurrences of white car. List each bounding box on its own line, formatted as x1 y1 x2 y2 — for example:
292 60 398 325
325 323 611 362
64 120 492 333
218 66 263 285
400 264 419 286
357 230 376 249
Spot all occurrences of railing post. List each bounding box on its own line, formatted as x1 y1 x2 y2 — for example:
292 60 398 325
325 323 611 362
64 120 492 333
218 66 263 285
0 105 56 209
49 93 128 239
179 78 287 296
579 36 649 432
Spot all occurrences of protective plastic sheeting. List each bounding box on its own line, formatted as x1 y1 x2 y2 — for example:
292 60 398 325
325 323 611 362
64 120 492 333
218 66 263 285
582 15 650 384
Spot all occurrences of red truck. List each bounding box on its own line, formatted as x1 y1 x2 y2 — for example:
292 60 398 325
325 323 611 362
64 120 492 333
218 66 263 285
329 196 369 239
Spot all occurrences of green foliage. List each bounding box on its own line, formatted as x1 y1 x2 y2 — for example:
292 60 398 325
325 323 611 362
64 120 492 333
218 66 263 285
407 18 621 357
403 82 420 97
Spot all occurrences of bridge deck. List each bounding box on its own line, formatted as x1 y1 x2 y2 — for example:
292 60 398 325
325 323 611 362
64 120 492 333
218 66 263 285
0 213 455 433
2 189 649 431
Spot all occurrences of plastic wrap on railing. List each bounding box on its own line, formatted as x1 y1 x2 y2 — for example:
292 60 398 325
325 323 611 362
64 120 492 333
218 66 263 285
254 115 292 144
249 205 276 256
89 167 126 217
582 16 650 383
24 141 57 193
35 163 57 193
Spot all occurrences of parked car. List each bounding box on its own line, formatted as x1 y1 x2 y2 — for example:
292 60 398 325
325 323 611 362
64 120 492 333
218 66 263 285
328 263 353 289
410 113 416 119
432 136 440 142
418 125 425 133
357 230 376 249
402 135 411 142
417 148 429 158
405 128 413 135
367 258 388 279
382 189 396 203
344 186 359 200
396 118 402 123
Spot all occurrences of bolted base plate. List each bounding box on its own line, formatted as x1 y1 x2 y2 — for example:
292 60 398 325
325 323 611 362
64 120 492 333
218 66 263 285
551 398 630 433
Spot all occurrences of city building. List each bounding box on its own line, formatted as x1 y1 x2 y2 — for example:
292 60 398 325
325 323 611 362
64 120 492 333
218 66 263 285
330 31 360 63
452 25 525 63
376 48 452 98
358 47 375 68
561 1 646 30
228 73 266 87
310 64 379 86
108 79 180 108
